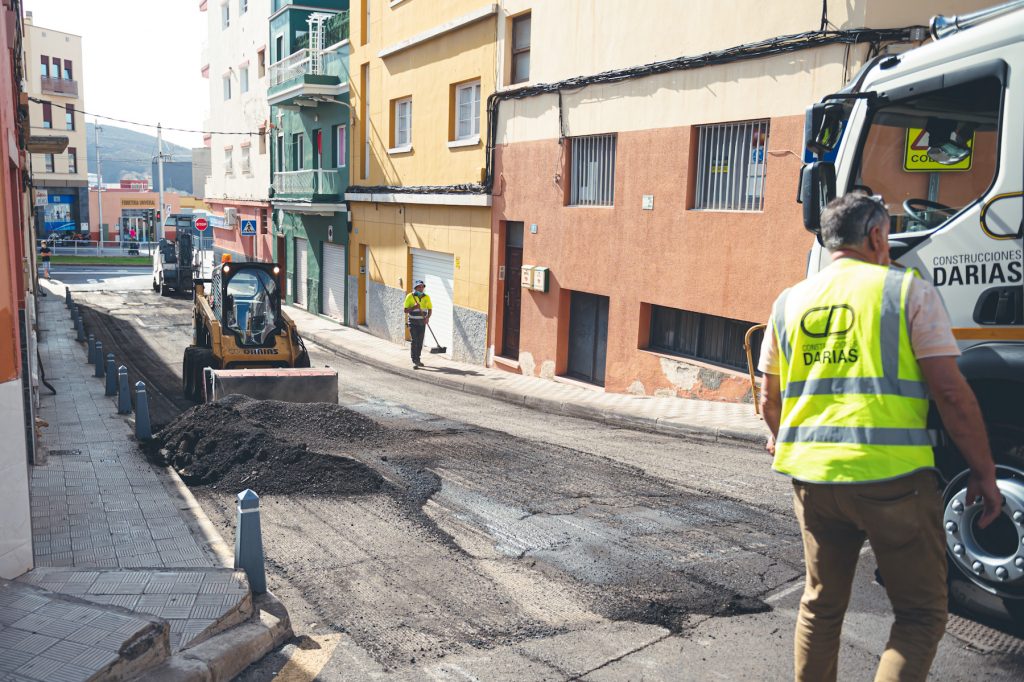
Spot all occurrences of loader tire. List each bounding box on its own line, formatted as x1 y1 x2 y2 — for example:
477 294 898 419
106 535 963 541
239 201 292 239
295 350 311 368
182 346 199 401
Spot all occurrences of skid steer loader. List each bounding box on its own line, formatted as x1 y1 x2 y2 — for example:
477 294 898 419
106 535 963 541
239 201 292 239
182 259 338 403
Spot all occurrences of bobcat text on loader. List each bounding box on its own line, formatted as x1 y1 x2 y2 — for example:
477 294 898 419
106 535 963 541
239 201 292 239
183 256 337 404
790 0 1024 622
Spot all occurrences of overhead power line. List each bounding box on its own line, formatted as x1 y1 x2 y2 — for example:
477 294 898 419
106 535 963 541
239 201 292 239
27 96 260 136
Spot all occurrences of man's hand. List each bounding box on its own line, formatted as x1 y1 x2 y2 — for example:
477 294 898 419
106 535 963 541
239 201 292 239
765 434 776 457
966 471 1003 529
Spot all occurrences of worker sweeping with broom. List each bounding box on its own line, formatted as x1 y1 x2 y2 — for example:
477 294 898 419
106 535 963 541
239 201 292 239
403 279 433 368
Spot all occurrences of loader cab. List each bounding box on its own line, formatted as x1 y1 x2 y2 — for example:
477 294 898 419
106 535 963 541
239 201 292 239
211 263 284 347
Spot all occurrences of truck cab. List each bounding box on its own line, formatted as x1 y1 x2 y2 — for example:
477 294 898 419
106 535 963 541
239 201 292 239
799 2 1024 617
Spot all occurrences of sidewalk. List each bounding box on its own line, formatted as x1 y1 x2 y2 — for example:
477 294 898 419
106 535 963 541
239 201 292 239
0 283 290 681
286 306 768 445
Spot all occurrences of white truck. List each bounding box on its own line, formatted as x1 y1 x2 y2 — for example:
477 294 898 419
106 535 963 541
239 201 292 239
797 1 1024 620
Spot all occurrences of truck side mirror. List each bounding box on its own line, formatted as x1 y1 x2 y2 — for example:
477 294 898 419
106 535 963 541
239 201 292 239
804 102 844 156
798 162 836 235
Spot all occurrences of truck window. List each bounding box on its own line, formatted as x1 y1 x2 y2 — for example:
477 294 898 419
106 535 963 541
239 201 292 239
852 75 1001 234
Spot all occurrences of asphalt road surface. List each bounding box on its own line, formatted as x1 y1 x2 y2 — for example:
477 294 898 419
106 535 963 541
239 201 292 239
67 283 1024 681
44 265 151 286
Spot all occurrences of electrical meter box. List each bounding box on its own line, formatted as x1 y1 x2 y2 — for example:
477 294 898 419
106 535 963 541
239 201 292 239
532 266 549 292
521 265 534 287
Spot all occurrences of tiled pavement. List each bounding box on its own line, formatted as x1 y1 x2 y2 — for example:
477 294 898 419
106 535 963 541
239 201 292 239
287 305 768 443
0 288 255 680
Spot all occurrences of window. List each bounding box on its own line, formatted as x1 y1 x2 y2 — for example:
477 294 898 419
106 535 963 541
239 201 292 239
257 48 266 78
292 133 304 170
649 305 761 372
570 134 616 206
275 35 284 62
42 101 52 129
455 80 481 140
240 144 251 175
44 154 54 173
240 65 249 94
694 119 769 211
40 55 48 78
52 58 60 78
276 132 284 172
63 60 72 80
224 147 234 175
65 104 74 130
222 74 232 100
336 125 346 168
393 97 412 149
511 13 531 84
312 129 322 168
221 3 230 29
67 148 77 174
239 0 248 14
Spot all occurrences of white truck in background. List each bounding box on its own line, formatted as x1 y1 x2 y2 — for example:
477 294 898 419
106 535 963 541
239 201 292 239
796 1 1024 621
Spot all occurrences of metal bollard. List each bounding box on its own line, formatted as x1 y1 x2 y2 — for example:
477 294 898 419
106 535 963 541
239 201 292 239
87 335 96 364
234 489 266 594
65 287 71 307
94 341 104 378
117 366 131 414
75 316 86 342
104 354 117 396
134 381 152 440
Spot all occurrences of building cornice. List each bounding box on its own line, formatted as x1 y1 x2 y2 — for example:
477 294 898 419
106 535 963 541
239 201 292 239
345 192 491 207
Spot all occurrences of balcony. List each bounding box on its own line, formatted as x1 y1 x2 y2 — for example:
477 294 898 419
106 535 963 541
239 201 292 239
41 76 78 97
272 169 344 212
267 48 347 107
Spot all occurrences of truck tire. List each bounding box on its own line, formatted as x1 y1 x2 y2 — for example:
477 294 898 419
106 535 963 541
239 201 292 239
159 276 169 297
937 415 1024 624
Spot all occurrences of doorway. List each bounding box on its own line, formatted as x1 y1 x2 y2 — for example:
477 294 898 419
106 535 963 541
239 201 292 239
566 291 609 386
501 221 524 359
358 244 368 325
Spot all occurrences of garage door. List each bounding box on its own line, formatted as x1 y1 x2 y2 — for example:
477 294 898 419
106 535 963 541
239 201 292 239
412 248 454 354
294 238 308 308
322 242 346 322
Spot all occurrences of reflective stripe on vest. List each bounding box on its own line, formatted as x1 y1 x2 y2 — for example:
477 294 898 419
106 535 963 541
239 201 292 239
772 260 933 483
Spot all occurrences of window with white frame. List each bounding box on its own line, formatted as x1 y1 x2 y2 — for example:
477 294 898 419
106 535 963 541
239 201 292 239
240 145 251 175
44 154 54 173
570 134 617 206
221 3 230 29
224 147 234 175
222 74 231 100
67 147 77 174
240 65 249 94
393 97 412 149
694 119 769 211
455 81 480 141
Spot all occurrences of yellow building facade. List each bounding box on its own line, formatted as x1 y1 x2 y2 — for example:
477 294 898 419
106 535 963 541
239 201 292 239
345 0 496 364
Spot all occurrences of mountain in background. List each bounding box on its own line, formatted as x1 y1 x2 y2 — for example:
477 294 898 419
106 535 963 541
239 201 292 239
85 122 192 183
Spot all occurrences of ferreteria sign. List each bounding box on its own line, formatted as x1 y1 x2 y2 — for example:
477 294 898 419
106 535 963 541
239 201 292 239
120 198 157 208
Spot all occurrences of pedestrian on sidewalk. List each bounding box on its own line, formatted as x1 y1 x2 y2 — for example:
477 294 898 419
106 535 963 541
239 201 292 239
39 240 51 279
758 191 1001 682
403 279 432 368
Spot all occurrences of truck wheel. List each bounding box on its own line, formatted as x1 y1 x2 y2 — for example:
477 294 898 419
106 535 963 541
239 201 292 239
159 277 169 297
152 279 158 292
938 420 1024 624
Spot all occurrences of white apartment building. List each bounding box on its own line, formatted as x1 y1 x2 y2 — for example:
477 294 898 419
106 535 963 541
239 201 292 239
23 12 88 237
201 0 272 262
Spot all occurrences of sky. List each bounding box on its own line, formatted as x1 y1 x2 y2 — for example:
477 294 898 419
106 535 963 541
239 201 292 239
25 0 208 149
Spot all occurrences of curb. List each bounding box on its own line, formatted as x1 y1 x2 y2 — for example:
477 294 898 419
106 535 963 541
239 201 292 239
302 327 767 448
134 592 292 682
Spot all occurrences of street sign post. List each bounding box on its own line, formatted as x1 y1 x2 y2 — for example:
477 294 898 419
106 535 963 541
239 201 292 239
240 219 257 236
195 217 209 232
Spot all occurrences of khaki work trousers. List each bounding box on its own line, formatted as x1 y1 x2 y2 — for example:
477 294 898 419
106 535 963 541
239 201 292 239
792 470 947 682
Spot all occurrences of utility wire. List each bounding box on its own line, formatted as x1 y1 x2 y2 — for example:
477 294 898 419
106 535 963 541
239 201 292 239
27 96 260 136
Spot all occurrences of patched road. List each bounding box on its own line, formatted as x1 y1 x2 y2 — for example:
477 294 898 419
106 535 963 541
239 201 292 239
69 285 1024 680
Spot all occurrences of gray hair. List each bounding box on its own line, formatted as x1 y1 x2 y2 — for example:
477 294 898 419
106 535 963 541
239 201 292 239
819 192 889 250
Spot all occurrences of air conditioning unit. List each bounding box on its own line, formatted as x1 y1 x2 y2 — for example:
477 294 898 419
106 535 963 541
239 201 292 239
224 207 239 227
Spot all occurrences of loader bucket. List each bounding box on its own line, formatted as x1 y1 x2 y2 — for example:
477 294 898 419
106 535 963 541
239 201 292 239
207 368 339 404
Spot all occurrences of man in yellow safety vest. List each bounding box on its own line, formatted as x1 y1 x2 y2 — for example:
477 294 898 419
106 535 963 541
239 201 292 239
403 279 432 368
759 192 1001 681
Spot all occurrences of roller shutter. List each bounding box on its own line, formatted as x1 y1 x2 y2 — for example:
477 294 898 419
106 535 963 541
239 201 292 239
411 248 454 355
322 242 346 322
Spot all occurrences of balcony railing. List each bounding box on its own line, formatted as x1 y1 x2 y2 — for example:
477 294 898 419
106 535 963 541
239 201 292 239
268 49 311 87
273 169 341 197
41 76 78 97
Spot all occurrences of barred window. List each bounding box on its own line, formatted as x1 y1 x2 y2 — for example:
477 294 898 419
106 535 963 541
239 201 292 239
649 304 761 372
694 120 769 211
570 134 616 207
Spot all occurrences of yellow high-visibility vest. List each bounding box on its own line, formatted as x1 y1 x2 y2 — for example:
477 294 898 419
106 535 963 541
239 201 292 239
772 258 934 483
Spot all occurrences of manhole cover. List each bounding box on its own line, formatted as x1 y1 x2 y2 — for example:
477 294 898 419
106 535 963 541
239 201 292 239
946 614 1024 655
47 449 82 457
